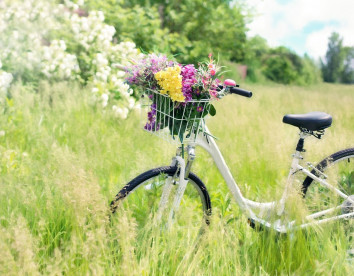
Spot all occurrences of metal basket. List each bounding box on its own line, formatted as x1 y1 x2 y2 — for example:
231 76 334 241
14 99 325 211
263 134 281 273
141 89 210 144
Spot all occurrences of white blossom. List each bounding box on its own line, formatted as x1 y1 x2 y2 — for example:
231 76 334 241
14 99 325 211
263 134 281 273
114 107 129 119
41 40 80 80
0 71 13 93
0 0 141 120
101 93 109 107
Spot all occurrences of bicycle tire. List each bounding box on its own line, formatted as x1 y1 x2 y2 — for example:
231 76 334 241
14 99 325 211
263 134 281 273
302 148 354 255
110 166 212 231
302 147 354 196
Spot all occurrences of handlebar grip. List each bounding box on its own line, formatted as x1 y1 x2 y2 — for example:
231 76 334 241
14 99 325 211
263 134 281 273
229 87 253 98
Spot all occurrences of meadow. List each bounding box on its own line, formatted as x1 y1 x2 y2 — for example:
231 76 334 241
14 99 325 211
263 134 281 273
0 81 353 275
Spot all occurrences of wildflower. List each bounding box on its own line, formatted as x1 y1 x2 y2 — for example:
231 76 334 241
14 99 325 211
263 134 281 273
154 65 184 102
114 106 128 119
209 89 218 99
0 71 13 92
128 97 135 109
181 64 197 102
101 93 109 107
196 106 203 112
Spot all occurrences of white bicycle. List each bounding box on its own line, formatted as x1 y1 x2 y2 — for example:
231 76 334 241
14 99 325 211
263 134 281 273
110 84 353 253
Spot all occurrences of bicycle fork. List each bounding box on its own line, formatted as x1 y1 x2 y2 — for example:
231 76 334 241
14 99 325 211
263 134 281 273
156 145 196 227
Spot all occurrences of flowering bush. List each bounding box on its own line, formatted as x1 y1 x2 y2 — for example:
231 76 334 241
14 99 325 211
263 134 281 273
41 40 80 80
0 0 61 82
67 9 142 115
0 0 141 119
125 53 222 142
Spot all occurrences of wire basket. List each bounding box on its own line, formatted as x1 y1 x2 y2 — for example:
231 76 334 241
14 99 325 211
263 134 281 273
141 89 210 144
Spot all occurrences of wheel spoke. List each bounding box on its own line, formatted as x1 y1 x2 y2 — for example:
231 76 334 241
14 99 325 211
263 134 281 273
303 150 354 257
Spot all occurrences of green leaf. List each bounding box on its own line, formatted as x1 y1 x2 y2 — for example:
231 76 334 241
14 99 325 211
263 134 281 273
209 104 216 116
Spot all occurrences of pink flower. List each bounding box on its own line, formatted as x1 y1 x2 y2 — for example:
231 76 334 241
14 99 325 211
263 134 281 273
209 89 218 99
210 69 216 76
196 106 204 112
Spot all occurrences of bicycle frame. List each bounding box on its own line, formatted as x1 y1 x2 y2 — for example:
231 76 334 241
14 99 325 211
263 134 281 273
164 125 354 233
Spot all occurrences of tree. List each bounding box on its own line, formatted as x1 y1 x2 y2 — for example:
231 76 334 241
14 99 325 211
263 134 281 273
261 46 320 85
85 0 249 64
341 46 354 84
321 32 344 83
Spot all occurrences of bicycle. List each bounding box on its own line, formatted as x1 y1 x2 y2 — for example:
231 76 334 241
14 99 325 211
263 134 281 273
110 83 353 254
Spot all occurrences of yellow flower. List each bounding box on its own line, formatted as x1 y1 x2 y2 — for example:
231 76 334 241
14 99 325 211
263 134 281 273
154 66 184 102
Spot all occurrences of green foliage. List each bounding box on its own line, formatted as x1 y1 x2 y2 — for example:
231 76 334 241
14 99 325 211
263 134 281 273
341 46 354 84
85 0 248 64
243 35 269 82
300 54 322 85
82 1 323 85
321 32 354 84
321 32 345 83
263 49 298 84
85 0 170 53
164 0 247 63
261 47 321 85
241 38 321 85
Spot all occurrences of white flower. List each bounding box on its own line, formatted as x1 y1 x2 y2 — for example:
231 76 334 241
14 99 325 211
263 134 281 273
101 93 109 107
115 107 128 119
128 97 135 109
0 71 13 92
134 103 141 110
97 11 104 21
59 40 66 51
0 130 5 137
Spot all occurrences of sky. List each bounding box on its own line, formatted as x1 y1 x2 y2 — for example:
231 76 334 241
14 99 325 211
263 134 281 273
245 0 354 59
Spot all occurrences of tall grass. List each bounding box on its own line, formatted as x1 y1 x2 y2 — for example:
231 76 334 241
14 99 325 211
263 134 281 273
0 81 353 274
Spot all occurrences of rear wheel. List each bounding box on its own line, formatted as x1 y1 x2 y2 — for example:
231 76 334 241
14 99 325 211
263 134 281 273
110 166 211 239
302 148 354 258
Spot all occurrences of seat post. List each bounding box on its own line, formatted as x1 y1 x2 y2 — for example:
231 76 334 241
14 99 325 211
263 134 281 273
296 137 305 153
294 131 310 158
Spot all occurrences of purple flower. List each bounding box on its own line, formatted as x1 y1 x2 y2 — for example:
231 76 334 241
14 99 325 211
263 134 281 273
144 102 160 132
196 106 203 112
181 64 197 102
125 54 176 88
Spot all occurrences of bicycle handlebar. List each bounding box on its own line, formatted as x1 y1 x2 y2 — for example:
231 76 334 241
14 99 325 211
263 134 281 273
217 85 253 98
228 86 253 98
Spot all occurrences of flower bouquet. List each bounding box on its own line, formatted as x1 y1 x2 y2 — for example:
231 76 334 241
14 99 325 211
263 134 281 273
125 53 223 143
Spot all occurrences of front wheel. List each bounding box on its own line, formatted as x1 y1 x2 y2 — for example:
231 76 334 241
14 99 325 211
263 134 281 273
110 166 211 238
302 148 354 257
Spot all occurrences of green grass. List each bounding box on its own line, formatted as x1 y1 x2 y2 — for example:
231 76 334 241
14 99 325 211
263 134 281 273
0 81 353 274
